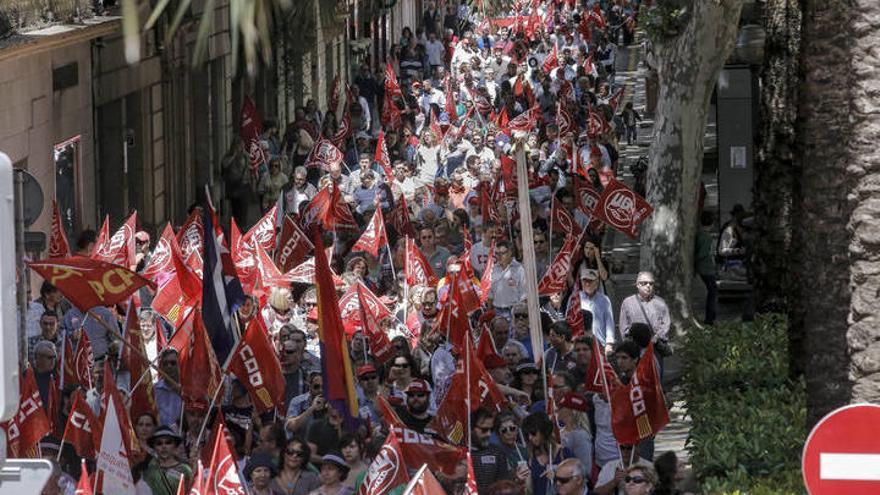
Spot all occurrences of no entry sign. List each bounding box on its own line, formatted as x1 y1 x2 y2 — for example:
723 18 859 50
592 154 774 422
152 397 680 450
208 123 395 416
803 403 880 494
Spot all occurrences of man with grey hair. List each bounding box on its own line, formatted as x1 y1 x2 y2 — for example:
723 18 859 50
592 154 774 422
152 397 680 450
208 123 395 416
555 458 589 495
618 271 671 344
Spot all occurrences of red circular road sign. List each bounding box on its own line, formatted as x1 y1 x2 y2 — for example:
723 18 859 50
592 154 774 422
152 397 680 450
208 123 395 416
803 403 880 494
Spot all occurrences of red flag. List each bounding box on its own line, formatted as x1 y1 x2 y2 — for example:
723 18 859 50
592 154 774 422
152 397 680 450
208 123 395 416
444 75 458 123
241 95 267 173
351 207 389 258
285 257 346 287
228 317 285 414
357 432 410 495
537 234 580 295
100 357 145 466
356 283 396 365
48 200 71 258
205 420 246 495
565 281 584 332
611 343 669 444
434 271 473 351
390 426 466 477
588 5 606 28
152 232 201 327
276 216 313 272
121 300 157 421
62 389 101 459
573 175 604 232
387 194 416 239
592 178 654 239
608 87 625 111
142 223 176 281
584 338 621 399
305 137 345 171
374 130 394 180
313 229 360 418
381 93 403 130
240 206 278 255
91 216 110 258
556 103 575 136
384 62 404 99
72 332 95 391
300 184 358 232
587 107 612 138
92 212 138 268
404 237 438 287
61 336 79 388
542 44 559 73
177 209 204 276
76 459 95 495
329 76 341 113
429 110 444 141
465 452 480 495
178 308 223 408
2 367 52 457
508 105 541 133
339 281 393 337
329 109 352 149
478 242 495 305
28 257 155 311
550 197 581 237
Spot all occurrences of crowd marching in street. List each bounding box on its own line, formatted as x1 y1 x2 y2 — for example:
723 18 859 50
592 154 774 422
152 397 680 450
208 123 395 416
14 0 708 494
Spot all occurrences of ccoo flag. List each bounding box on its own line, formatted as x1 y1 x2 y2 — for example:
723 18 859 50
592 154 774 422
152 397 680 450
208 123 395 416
202 205 245 365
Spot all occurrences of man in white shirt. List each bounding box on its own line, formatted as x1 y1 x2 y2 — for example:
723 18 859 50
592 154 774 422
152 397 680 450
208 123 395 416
489 241 526 318
469 221 497 276
425 32 445 70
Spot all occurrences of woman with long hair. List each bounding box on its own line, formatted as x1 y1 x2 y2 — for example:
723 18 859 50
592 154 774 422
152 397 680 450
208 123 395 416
338 434 368 492
521 412 573 495
272 438 321 495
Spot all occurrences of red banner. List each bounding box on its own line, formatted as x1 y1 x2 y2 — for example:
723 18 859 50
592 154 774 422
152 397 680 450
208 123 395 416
48 200 71 258
387 194 416 239
356 283 396 365
357 432 410 495
542 44 559 73
537 233 579 295
405 237 438 288
374 130 394 180
276 216 313 272
240 95 266 172
611 344 669 444
205 420 247 495
228 317 285 414
92 212 137 269
305 137 345 171
62 389 101 458
550 198 581 237
2 367 51 457
28 256 155 312
176 209 204 276
339 281 393 337
142 223 175 281
584 338 621 399
351 207 389 258
592 178 654 239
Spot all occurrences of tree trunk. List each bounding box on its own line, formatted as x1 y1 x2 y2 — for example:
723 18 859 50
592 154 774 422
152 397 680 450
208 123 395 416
792 0 854 426
846 0 880 407
640 0 746 335
751 0 802 374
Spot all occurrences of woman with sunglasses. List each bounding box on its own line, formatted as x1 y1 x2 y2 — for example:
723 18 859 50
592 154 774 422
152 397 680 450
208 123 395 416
386 353 418 401
521 412 574 495
512 362 544 405
622 464 658 495
495 413 528 472
272 438 320 495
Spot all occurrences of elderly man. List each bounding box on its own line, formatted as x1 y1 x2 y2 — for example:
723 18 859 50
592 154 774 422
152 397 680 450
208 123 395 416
555 458 589 495
618 271 671 346
579 265 616 355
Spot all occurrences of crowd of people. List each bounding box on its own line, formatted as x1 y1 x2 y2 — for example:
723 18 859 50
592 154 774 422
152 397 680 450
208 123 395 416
18 0 710 494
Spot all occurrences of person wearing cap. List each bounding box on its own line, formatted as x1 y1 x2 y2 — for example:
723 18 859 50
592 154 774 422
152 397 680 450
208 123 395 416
244 451 279 495
393 378 435 434
578 264 615 355
355 363 383 426
618 271 671 352
141 425 192 495
557 392 595 479
312 453 351 495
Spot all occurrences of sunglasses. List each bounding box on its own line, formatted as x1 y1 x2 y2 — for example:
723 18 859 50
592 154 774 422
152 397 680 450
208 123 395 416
153 439 177 447
393 363 410 369
285 449 307 457
499 425 518 434
514 313 528 319
359 374 378 381
637 281 654 286
408 392 428 398
36 354 56 359
625 476 647 484
555 474 579 485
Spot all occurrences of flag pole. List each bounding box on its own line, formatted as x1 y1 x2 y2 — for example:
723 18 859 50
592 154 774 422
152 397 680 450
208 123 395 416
595 336 625 467
465 329 473 451
59 332 67 391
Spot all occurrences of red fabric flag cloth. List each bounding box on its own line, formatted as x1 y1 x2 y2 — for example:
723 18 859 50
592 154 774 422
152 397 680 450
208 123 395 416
76 459 95 495
351 207 389 258
551 197 582 237
381 93 403 130
405 465 445 495
92 212 138 268
241 95 266 173
565 281 584 332
142 223 176 281
444 75 458 123
404 237 438 287
358 432 411 495
28 256 155 312
100 358 145 466
356 283 396 365
374 130 394 180
276 216 313 272
60 335 79 388
542 44 559 73
2 367 52 457
48 200 71 258
584 338 621 399
339 281 393 337
305 137 345 171
178 308 223 409
121 300 158 421
228 317 285 414
592 178 654 239
63 389 101 459
556 103 575 136
465 452 480 495
433 271 472 350
329 109 352 149
72 331 93 388
537 233 580 295
387 194 416 239
608 87 625 111
176 209 205 275
205 420 247 495
313 228 360 419
611 343 669 444
508 107 540 135
328 76 341 114
241 206 278 255
152 230 202 328
300 184 358 232
384 62 404 99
